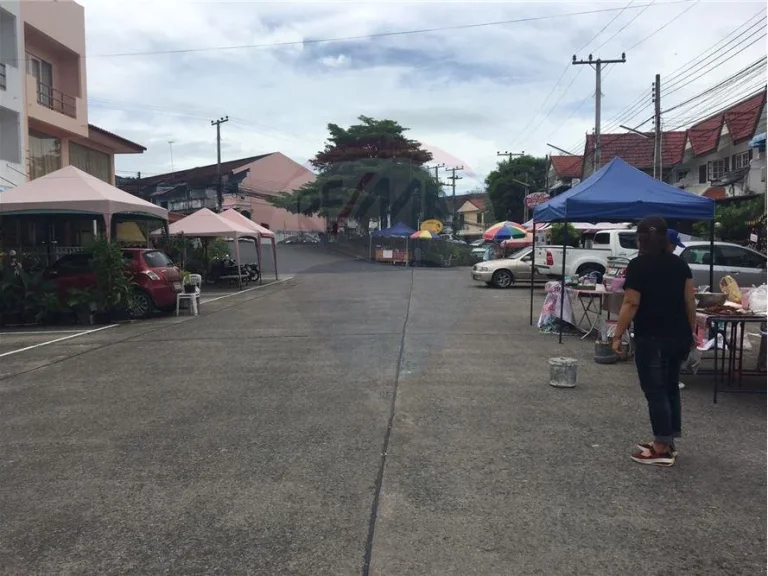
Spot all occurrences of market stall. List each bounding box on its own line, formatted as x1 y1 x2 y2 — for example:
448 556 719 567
529 157 716 343
370 222 415 264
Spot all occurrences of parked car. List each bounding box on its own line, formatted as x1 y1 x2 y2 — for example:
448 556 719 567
535 229 638 279
471 247 542 288
279 234 320 245
47 248 183 318
675 241 766 289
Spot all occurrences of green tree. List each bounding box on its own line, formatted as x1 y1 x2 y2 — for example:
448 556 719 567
269 116 447 231
485 155 547 223
692 197 765 241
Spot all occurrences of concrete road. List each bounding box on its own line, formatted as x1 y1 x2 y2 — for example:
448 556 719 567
0 247 764 574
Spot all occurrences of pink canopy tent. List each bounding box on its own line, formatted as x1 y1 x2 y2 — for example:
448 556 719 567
0 166 168 239
153 208 258 290
220 208 278 282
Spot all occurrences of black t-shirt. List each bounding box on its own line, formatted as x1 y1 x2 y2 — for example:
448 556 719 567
623 252 692 338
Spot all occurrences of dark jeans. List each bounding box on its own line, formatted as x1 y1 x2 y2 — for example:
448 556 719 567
634 336 691 444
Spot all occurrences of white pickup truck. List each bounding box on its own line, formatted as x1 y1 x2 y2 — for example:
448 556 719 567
535 229 638 279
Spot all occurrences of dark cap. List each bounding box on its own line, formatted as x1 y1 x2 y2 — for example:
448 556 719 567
636 216 668 235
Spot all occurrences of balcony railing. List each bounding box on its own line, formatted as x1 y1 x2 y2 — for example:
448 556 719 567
36 81 76 118
0 63 6 90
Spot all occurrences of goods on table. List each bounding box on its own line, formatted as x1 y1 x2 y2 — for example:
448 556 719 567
719 275 742 304
749 284 767 314
694 292 726 308
701 304 747 316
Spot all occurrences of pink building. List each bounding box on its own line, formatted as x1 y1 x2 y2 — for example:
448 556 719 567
19 0 144 185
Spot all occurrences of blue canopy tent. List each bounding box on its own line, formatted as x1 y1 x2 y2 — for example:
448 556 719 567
369 221 416 262
529 157 717 341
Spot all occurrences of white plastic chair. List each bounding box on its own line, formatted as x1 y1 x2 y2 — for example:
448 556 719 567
176 274 202 316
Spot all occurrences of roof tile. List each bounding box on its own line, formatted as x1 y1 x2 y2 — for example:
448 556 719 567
550 155 583 179
688 90 766 155
584 131 686 171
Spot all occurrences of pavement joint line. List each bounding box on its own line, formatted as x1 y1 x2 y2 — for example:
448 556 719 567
0 278 299 382
0 325 118 359
199 276 294 304
0 330 88 335
362 267 414 576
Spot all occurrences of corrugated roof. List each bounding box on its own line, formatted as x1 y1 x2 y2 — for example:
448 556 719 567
136 154 274 187
88 124 146 152
688 91 766 155
584 131 687 171
550 155 583 179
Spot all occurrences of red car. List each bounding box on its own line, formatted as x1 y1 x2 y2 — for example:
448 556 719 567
47 248 183 318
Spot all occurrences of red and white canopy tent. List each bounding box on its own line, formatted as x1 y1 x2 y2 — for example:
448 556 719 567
153 208 263 289
220 208 278 282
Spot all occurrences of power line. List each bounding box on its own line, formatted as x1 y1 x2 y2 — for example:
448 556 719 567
82 1 690 59
588 9 765 139
591 0 657 52
665 84 767 131
508 0 635 148
625 0 700 52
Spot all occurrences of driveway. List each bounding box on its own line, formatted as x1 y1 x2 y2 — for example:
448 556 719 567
0 247 764 574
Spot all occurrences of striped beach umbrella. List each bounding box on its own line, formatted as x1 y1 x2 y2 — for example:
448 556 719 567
482 221 527 241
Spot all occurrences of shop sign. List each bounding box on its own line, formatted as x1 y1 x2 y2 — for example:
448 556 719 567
525 192 550 208
420 219 443 233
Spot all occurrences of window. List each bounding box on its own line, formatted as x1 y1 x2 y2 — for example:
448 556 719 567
699 165 708 184
28 131 61 180
618 232 637 249
476 212 482 224
0 63 5 90
70 142 111 183
676 170 688 182
593 233 610 246
718 245 766 269
732 151 751 170
142 250 173 268
709 158 728 181
0 107 20 163
680 246 714 265
27 54 53 107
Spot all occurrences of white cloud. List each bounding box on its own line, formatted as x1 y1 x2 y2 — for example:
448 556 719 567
78 0 767 192
320 54 350 68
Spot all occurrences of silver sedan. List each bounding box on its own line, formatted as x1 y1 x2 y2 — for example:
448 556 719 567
471 248 541 288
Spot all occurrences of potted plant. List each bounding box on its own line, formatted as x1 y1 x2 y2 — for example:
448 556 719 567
183 271 196 293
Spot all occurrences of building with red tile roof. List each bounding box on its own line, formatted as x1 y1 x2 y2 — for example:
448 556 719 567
673 90 766 197
582 131 687 179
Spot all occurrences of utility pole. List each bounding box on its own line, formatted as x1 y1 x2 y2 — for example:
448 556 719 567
652 74 662 180
423 163 445 228
572 53 626 173
168 140 175 181
211 116 229 211
497 150 524 162
444 166 463 235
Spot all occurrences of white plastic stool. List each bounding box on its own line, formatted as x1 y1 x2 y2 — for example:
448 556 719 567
176 291 198 316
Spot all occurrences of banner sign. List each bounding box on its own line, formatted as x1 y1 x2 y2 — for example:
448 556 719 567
525 192 550 208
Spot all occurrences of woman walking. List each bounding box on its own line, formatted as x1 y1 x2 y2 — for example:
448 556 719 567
612 216 697 466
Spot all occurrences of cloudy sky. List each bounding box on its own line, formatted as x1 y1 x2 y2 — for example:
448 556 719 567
80 0 767 193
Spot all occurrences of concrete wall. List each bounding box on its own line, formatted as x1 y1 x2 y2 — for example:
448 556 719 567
0 1 26 188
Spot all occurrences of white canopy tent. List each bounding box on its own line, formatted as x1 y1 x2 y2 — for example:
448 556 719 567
152 208 258 289
220 209 278 281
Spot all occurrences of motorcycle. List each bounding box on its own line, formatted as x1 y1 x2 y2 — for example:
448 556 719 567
207 256 250 286
243 262 260 283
